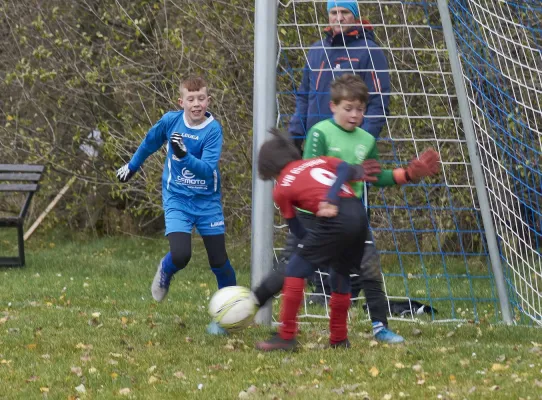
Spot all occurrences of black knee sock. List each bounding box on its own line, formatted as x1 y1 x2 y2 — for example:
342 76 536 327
253 269 285 307
362 280 388 326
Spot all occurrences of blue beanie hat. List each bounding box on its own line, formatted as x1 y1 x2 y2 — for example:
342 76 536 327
327 1 360 19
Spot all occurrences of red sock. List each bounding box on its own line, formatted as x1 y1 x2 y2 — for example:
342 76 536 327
279 277 305 340
329 292 351 344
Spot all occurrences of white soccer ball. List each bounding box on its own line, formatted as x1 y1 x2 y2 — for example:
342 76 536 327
208 286 257 332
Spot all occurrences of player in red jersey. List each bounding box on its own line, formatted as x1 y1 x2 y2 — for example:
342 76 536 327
255 129 382 351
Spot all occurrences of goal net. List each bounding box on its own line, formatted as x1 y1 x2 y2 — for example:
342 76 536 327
449 0 541 324
272 0 541 325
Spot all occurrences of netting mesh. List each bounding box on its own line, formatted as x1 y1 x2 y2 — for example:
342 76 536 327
450 0 541 324
274 0 503 324
271 0 541 325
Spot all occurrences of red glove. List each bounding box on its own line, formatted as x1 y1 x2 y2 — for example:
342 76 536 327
393 148 440 184
358 159 382 183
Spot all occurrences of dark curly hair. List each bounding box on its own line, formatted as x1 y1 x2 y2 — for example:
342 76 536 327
257 128 301 180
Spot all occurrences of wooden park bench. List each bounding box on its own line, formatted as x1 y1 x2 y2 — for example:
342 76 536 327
0 164 45 266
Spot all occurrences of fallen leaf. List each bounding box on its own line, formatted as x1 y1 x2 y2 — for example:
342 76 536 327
91 312 101 318
446 330 455 338
369 366 379 377
369 340 379 347
496 354 506 362
75 343 93 350
39 387 49 393
80 354 92 363
70 367 83 377
75 384 86 393
26 375 39 382
460 359 470 367
174 371 186 379
412 364 423 372
383 394 392 400
417 379 425 385
119 388 131 396
26 344 37 350
394 362 405 369
108 359 118 365
449 374 457 383
534 380 542 388
412 329 422 336
491 363 507 372
110 372 118 379
490 385 499 391
110 353 122 358
148 365 157 373
148 375 159 384
88 367 97 374
0 317 8 324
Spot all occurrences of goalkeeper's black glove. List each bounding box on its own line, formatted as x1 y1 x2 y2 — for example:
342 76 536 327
116 163 136 183
170 133 188 159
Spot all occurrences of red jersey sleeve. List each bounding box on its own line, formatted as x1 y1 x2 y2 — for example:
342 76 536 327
273 185 296 219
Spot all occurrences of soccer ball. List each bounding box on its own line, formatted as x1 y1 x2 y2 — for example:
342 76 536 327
208 286 257 332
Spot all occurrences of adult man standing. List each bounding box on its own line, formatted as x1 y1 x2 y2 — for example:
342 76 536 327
289 0 390 142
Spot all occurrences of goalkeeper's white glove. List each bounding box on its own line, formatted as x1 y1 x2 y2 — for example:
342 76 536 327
116 163 136 183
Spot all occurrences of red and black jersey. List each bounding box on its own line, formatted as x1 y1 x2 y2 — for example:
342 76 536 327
273 156 356 219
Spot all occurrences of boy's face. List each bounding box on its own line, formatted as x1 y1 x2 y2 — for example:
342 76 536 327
330 99 365 131
178 86 210 126
328 7 356 36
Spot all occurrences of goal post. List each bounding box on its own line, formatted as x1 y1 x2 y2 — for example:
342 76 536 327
250 0 278 325
436 0 513 324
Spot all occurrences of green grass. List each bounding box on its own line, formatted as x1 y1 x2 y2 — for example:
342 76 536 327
0 232 541 399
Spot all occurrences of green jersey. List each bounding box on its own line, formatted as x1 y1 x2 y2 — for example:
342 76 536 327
303 119 396 198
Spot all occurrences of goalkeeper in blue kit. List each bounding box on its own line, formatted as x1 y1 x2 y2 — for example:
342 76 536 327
116 76 236 335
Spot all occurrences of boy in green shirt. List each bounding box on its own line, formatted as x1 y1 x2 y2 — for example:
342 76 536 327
252 74 439 344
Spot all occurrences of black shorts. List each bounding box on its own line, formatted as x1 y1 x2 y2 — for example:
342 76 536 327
296 198 368 275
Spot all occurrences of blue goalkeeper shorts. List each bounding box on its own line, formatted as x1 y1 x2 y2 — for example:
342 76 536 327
164 201 225 236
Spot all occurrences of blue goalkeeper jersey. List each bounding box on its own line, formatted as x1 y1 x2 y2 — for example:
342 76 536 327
128 110 223 207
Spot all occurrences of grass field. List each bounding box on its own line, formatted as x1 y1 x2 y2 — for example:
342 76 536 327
1 231 541 399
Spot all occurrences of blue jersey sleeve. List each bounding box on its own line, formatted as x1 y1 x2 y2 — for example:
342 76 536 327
128 115 169 170
326 161 356 204
176 124 223 179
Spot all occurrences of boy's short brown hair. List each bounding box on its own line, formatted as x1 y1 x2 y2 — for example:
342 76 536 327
180 75 208 93
330 74 369 105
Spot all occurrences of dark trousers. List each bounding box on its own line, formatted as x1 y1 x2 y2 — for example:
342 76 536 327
277 211 389 326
